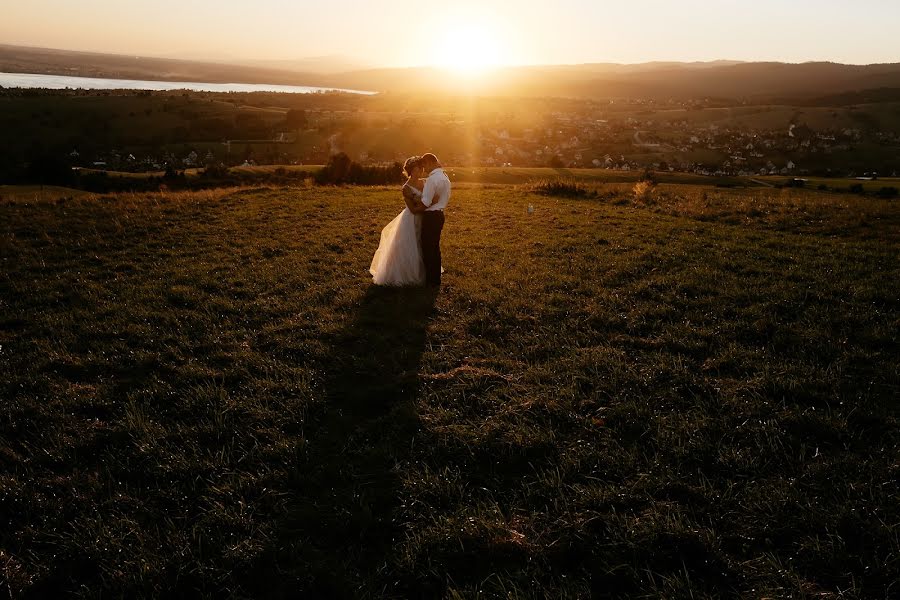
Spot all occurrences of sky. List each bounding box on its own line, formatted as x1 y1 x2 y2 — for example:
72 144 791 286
2 0 899 68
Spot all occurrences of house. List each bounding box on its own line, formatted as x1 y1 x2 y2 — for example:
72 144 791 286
787 160 796 170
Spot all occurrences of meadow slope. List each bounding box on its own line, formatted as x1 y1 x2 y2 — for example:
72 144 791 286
1 183 898 598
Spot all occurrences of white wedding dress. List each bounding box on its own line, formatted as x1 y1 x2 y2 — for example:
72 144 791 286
369 184 426 286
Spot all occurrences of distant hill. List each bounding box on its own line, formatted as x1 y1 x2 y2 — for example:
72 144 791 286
2 44 900 101
325 62 900 101
0 44 332 87
235 55 373 75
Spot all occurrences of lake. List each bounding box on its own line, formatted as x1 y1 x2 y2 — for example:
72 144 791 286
0 72 376 95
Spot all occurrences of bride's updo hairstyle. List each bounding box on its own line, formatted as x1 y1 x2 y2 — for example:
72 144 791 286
402 156 421 178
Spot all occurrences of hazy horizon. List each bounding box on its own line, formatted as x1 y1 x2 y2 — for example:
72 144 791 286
3 0 899 70
1 41 896 73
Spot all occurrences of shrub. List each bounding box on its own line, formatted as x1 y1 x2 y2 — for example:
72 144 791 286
876 186 898 199
317 152 353 184
26 154 74 186
849 183 865 194
285 109 308 130
548 155 565 169
201 164 231 178
633 179 657 203
315 153 404 185
640 169 659 185
526 178 593 198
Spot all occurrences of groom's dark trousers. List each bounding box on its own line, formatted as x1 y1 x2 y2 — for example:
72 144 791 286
422 210 445 286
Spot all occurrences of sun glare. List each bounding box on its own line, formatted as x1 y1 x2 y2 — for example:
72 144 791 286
434 22 505 74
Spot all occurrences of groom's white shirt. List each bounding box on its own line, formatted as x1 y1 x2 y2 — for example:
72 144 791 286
421 168 451 211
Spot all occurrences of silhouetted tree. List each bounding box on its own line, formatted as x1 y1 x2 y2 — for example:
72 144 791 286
285 109 308 130
26 154 73 186
315 154 403 185
317 152 354 184
640 168 659 184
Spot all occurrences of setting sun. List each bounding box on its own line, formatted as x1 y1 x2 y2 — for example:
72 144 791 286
433 22 507 73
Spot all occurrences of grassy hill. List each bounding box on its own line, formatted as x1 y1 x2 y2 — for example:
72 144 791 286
1 183 898 597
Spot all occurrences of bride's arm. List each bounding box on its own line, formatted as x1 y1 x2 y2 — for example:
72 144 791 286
402 185 428 214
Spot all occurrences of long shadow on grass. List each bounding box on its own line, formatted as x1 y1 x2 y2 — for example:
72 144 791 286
262 284 437 597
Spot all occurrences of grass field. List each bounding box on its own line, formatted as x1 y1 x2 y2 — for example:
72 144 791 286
1 182 898 598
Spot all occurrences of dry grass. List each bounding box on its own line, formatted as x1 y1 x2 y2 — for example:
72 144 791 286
524 178 595 198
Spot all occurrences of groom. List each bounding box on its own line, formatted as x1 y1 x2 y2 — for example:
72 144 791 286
418 153 451 286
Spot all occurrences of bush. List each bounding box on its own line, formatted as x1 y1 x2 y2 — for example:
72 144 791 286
201 164 231 178
285 109 308 130
849 183 865 194
640 169 659 185
317 152 353 184
876 186 898 199
315 153 404 185
548 156 565 169
26 154 74 186
633 179 657 203
526 178 593 198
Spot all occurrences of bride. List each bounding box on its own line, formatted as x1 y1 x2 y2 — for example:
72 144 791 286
369 156 430 286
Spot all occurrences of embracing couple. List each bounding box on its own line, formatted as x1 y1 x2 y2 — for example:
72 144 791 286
369 153 451 287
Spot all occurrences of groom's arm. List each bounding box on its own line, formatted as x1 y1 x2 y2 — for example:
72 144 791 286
420 176 436 208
